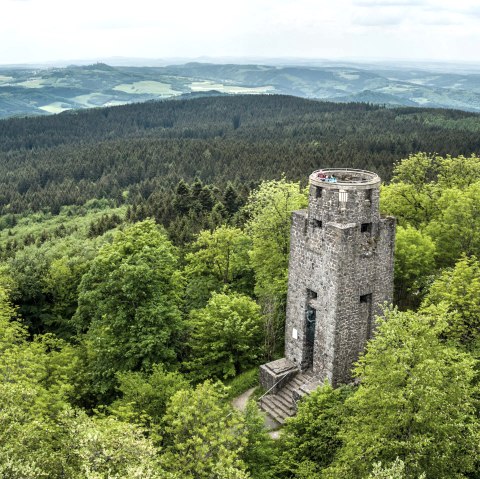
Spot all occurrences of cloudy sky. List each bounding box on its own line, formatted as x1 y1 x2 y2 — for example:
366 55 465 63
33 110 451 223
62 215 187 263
1 0 480 65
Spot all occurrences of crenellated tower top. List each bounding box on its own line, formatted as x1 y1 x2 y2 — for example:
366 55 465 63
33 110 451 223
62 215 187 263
308 168 381 226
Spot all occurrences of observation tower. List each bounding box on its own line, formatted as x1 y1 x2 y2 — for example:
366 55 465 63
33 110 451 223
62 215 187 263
259 168 395 424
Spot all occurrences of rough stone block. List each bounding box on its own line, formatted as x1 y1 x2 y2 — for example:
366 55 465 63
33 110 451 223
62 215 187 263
259 358 299 393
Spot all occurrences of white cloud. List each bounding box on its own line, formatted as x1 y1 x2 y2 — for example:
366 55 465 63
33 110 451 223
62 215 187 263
352 11 405 26
354 0 426 6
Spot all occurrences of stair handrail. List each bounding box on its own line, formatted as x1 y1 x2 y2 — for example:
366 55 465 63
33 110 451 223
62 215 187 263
257 374 291 403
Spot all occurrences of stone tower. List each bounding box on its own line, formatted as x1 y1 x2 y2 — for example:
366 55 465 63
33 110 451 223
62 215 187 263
259 168 395 423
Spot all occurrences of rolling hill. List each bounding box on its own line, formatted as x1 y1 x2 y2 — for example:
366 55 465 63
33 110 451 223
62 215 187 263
2 61 480 118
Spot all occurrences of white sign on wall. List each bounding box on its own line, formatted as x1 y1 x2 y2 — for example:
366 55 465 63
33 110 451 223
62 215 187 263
292 328 298 339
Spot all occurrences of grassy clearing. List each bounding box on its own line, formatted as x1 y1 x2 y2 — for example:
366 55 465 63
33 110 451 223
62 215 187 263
72 93 115 107
72 93 103 106
17 78 47 88
190 80 274 94
113 81 181 95
225 367 259 400
380 84 414 94
336 72 360 80
38 102 71 114
412 97 430 105
104 100 129 107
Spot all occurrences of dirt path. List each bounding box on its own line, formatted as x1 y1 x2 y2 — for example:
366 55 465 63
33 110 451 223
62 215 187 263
232 387 256 411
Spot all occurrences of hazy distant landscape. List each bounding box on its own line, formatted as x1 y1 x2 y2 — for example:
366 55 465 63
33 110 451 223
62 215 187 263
2 60 480 118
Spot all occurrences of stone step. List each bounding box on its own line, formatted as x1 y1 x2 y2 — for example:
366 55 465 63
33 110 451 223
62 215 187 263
276 387 294 403
259 371 316 425
287 375 312 392
260 396 288 425
282 382 300 396
265 393 295 416
259 369 322 426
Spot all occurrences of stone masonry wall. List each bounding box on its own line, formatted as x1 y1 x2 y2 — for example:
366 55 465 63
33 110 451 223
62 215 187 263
284 175 395 386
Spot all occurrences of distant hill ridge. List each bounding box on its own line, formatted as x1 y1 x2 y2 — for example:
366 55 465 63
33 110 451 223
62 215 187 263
2 61 480 118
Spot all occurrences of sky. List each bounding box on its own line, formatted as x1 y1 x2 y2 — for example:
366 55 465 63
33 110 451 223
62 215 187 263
1 0 480 65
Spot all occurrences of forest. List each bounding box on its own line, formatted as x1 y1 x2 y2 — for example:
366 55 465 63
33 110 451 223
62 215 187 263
1 95 480 478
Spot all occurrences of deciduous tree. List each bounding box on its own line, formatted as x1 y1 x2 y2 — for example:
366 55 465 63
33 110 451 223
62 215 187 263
393 225 436 308
184 225 253 309
245 178 307 357
160 381 249 479
75 219 182 400
422 255 480 349
185 292 264 381
326 308 479 479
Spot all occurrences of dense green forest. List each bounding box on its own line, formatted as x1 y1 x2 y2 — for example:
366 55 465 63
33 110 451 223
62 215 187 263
1 96 480 478
1 95 480 216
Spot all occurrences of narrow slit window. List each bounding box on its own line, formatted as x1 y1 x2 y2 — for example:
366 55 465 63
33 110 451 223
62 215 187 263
365 189 372 202
307 289 318 300
361 223 372 233
315 186 323 198
314 219 322 229
360 293 372 303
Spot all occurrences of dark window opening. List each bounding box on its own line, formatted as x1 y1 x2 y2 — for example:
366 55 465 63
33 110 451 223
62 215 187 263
361 223 372 233
360 293 372 304
307 289 318 300
314 219 323 229
304 289 318 369
315 186 323 198
360 293 373 339
365 189 372 202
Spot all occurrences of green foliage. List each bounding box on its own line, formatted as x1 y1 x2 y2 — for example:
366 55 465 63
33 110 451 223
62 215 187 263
425 182 480 265
0 294 69 476
381 153 480 297
326 307 479 479
160 380 249 479
2 96 478 217
276 383 353 478
111 364 189 436
2 95 480 473
184 225 254 309
367 459 425 479
75 219 182 401
224 367 259 401
43 254 94 339
0 282 25 348
393 225 436 308
60 410 166 479
381 153 480 227
380 153 441 227
246 178 307 357
87 212 123 237
1 394 165 478
185 292 264 381
0 203 124 337
422 255 480 349
241 400 278 479
246 178 307 301
0 281 167 478
128 179 248 246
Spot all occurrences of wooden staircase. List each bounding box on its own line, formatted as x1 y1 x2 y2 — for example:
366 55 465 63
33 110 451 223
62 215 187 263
259 372 314 425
